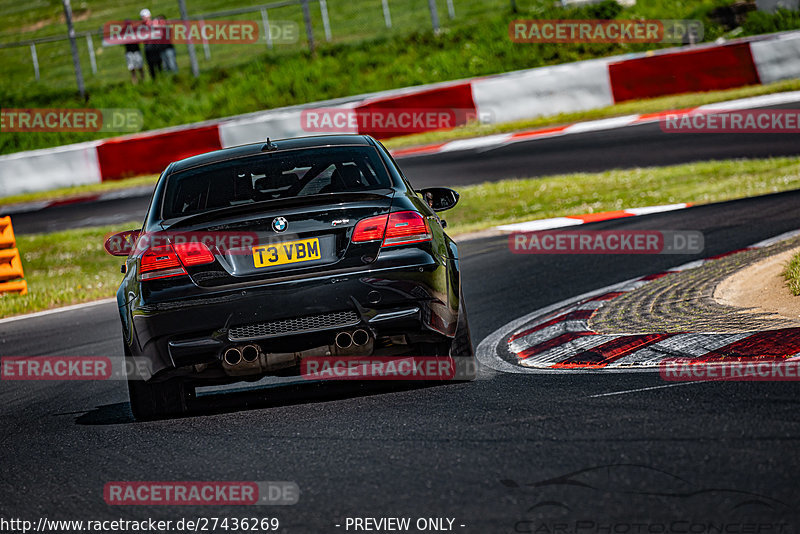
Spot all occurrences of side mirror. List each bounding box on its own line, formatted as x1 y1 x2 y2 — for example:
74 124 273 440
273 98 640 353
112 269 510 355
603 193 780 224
104 229 141 256
419 187 459 212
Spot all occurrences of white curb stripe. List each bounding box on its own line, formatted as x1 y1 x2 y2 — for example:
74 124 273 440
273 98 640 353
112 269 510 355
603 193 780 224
496 217 584 232
508 321 593 355
607 333 752 367
495 203 691 234
0 298 116 325
519 334 619 368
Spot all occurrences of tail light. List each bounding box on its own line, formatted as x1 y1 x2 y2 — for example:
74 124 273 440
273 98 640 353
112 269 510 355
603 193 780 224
352 215 389 243
139 242 215 281
139 246 185 281
173 242 215 266
352 211 431 247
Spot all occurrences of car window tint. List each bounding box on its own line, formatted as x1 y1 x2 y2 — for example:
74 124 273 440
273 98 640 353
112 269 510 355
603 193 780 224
162 146 392 219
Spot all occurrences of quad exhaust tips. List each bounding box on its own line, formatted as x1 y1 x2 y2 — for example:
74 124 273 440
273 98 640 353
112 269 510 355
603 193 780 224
221 329 374 375
335 329 370 349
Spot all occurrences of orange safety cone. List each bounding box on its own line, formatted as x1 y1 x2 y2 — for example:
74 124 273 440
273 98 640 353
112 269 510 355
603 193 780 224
0 216 27 295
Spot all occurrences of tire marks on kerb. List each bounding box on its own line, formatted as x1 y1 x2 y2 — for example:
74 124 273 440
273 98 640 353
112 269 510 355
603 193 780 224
476 229 800 374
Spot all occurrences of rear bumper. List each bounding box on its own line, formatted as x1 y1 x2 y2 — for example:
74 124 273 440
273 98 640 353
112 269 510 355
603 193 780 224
120 254 459 380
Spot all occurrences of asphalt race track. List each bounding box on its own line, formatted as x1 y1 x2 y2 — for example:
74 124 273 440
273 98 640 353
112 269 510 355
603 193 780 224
2 188 800 531
8 97 800 235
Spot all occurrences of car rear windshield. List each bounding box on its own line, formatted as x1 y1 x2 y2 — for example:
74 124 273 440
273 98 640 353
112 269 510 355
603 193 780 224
161 146 393 219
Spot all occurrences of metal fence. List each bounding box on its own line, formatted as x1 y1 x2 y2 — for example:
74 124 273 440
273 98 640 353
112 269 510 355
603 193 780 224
0 0 461 93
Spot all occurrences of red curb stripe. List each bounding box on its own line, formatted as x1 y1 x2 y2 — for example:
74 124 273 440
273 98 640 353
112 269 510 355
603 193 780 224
696 328 800 362
609 42 761 103
639 272 672 281
508 309 594 343
705 247 754 260
355 82 476 140
587 291 627 302
46 194 101 208
509 125 570 141
633 108 698 122
390 142 449 158
565 210 636 223
553 333 673 368
517 331 595 360
97 125 222 181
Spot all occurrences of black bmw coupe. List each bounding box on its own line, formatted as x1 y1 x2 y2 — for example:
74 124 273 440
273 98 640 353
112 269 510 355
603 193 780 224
108 134 474 420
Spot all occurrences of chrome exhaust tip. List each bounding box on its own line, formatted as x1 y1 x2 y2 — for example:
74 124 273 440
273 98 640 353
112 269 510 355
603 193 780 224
241 344 260 363
335 331 353 349
223 347 242 366
352 329 370 346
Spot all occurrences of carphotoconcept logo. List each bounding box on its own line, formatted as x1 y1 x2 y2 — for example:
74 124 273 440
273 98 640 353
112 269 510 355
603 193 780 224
509 19 703 43
661 109 800 133
509 230 704 255
1 109 143 133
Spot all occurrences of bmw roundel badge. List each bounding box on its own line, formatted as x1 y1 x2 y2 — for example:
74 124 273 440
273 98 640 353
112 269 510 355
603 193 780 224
272 217 288 233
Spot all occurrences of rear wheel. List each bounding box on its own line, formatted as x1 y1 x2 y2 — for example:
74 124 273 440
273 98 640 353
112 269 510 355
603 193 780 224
449 289 477 381
127 376 193 421
124 341 192 420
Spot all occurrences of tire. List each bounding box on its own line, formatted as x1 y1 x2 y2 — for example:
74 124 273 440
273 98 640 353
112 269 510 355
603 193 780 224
449 288 477 381
123 333 193 420
127 376 192 421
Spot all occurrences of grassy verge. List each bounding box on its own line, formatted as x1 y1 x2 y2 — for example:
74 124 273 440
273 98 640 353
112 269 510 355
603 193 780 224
0 174 158 208
784 252 800 296
2 156 800 318
443 157 800 235
0 222 139 318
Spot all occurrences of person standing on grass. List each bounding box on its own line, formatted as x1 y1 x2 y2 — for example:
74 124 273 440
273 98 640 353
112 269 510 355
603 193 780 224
140 8 161 80
156 15 178 73
123 20 145 84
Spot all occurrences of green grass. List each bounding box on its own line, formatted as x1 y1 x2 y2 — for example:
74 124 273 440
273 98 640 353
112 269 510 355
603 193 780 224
0 0 768 156
3 155 800 318
784 252 800 296
0 222 139 318
442 157 800 234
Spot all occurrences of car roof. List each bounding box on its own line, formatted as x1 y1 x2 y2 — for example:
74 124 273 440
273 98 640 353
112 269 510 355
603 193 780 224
166 134 376 174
